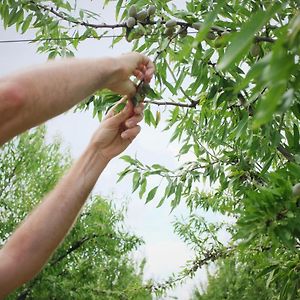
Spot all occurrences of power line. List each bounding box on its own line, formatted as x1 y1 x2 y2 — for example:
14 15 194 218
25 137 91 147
0 31 199 44
0 34 124 44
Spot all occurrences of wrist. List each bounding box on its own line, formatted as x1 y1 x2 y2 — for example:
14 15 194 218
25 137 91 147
87 141 112 164
99 56 125 90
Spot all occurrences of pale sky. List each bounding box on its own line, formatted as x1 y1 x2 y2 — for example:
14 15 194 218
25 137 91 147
0 2 228 298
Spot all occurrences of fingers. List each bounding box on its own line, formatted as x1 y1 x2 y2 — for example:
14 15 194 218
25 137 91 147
125 114 143 128
134 102 144 115
123 52 155 83
135 55 155 83
105 96 127 119
108 99 133 124
121 125 141 140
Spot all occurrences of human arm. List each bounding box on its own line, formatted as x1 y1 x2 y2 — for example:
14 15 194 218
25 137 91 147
0 53 154 145
0 99 144 298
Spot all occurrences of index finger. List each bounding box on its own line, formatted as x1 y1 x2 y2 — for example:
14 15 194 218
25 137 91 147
137 54 155 83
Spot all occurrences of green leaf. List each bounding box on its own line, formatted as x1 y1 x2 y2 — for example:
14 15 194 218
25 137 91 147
293 123 300 152
139 177 147 198
21 13 33 33
132 172 140 192
230 111 248 140
146 186 158 203
115 0 123 20
195 0 226 43
260 155 274 175
115 102 126 113
218 3 282 71
253 82 286 129
121 155 136 164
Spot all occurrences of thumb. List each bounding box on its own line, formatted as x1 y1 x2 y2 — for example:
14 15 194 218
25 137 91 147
119 80 137 97
110 100 133 124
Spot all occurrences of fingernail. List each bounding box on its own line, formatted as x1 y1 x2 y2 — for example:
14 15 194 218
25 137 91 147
126 121 134 127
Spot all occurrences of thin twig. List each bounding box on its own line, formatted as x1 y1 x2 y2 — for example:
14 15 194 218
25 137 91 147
144 99 197 108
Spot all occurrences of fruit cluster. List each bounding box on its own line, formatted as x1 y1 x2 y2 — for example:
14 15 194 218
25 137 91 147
125 5 261 57
125 5 156 41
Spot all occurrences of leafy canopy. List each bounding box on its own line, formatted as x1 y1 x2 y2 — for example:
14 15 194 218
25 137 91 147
0 0 300 298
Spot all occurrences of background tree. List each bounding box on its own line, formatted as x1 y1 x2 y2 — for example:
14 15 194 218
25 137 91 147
0 128 152 300
0 0 299 298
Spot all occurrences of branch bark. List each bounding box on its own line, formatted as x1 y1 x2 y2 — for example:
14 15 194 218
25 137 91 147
277 144 295 162
144 99 198 108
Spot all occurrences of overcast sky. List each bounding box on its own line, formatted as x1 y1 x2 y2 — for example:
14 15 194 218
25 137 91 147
0 1 228 298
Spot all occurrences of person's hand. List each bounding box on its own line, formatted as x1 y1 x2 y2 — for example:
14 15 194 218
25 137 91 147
107 52 155 96
90 97 144 161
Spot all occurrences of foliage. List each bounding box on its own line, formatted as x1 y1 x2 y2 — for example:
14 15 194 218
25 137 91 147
191 258 274 300
1 0 300 298
0 128 151 299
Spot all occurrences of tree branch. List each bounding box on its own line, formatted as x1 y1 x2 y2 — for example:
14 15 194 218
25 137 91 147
146 246 234 293
144 99 197 108
50 233 99 266
28 1 125 29
276 144 295 162
28 1 276 44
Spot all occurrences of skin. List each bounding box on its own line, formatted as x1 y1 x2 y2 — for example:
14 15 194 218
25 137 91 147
0 52 154 298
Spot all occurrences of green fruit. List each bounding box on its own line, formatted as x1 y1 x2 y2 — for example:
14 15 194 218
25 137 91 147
128 5 137 17
250 44 261 57
147 5 156 15
126 29 134 42
179 28 188 38
140 83 151 96
136 10 148 21
214 36 224 48
192 22 202 30
292 183 300 197
164 27 175 37
206 32 216 40
165 19 177 28
137 23 146 32
126 17 136 28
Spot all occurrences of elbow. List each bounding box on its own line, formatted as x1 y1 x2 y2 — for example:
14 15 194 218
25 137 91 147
0 81 27 145
0 81 26 112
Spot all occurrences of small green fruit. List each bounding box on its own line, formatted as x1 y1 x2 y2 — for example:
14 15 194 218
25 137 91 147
192 22 202 30
164 27 175 37
128 5 137 17
126 17 136 28
147 5 156 16
179 28 188 38
126 29 134 42
206 32 216 40
292 183 300 197
165 19 177 28
136 10 148 21
214 36 224 48
136 24 146 37
250 44 261 57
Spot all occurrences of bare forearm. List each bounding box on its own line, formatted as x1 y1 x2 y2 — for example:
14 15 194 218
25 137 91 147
0 142 109 297
0 57 119 144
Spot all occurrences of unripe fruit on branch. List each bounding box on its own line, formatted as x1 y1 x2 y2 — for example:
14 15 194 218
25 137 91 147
126 17 136 28
292 183 300 197
147 5 156 16
206 32 216 40
136 10 148 21
250 43 261 57
192 22 202 30
214 36 225 48
164 27 175 37
165 19 177 28
179 28 188 38
128 5 137 17
136 23 146 37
